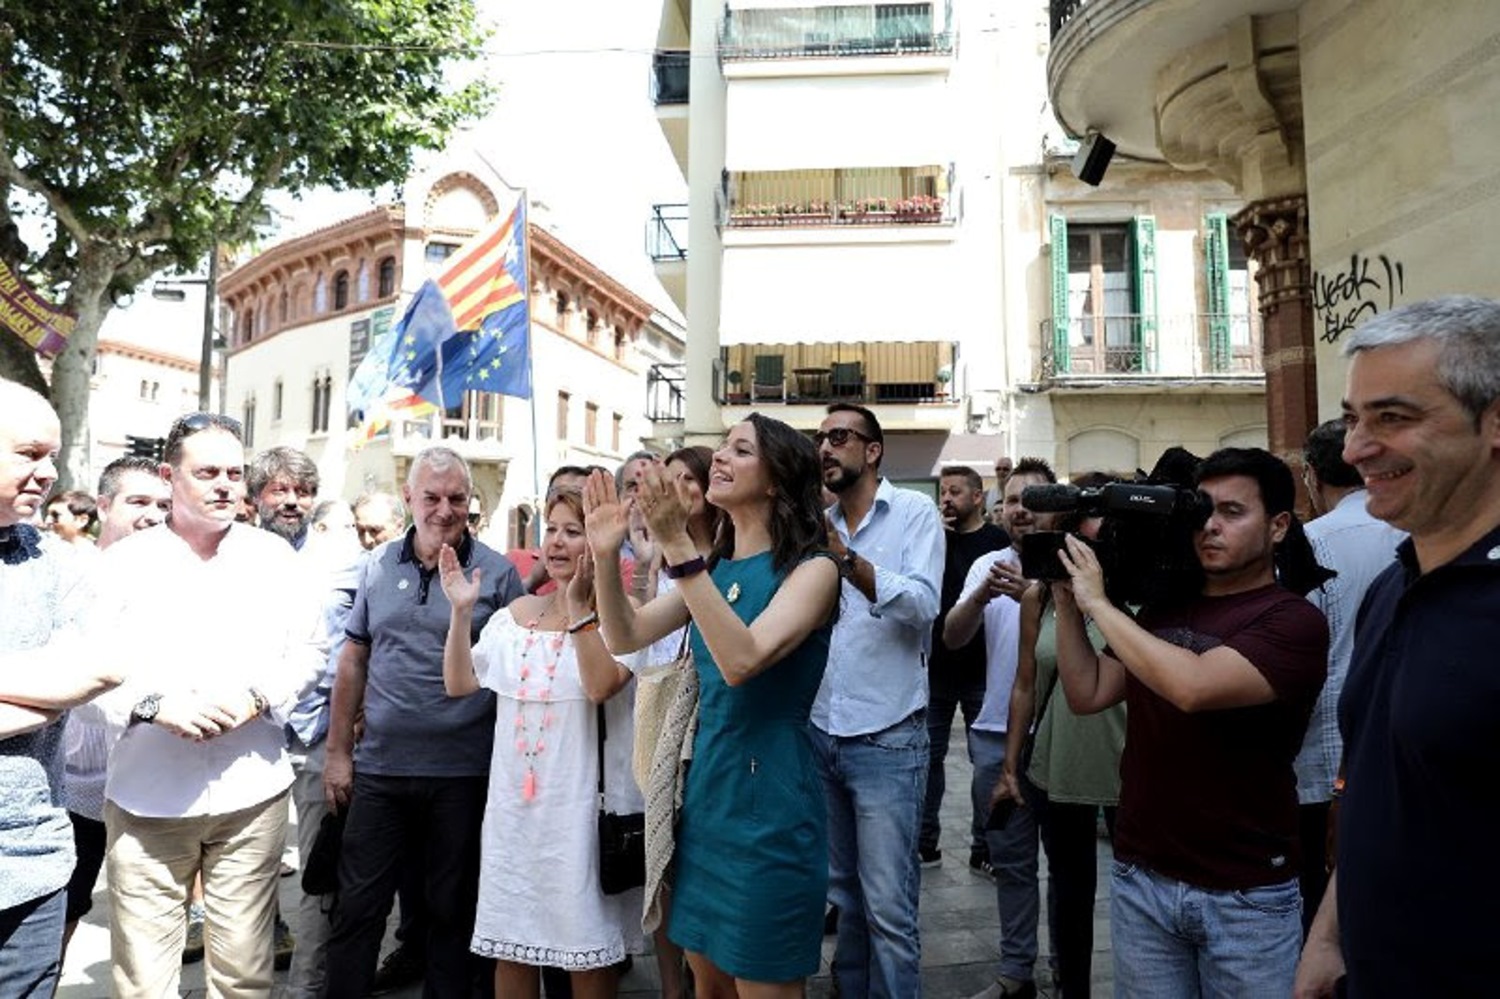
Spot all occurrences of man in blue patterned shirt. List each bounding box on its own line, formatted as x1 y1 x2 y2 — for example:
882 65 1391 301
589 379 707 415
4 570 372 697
0 381 119 994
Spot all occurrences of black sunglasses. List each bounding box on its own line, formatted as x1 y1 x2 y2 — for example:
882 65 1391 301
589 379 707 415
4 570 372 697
813 427 873 448
171 412 244 438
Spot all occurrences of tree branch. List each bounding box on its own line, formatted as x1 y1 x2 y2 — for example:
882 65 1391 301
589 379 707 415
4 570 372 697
0 141 93 247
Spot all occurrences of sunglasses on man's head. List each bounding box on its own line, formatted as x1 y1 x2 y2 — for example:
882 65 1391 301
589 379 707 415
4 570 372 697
171 412 244 438
813 427 873 448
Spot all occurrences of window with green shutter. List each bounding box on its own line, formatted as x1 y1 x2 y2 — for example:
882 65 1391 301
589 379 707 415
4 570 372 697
1204 213 1232 371
1131 215 1157 373
1049 214 1070 373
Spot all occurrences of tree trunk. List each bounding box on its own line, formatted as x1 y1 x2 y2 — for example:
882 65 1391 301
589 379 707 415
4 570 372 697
0 327 49 395
51 248 118 492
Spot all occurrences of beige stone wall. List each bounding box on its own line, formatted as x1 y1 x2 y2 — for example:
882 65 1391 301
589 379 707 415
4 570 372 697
1301 0 1500 417
1041 392 1267 479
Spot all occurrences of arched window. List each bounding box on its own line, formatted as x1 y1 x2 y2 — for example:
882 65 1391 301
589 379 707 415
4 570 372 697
278 290 289 323
378 256 397 297
333 270 350 311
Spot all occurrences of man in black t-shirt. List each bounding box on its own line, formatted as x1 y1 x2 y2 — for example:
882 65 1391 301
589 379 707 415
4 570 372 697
918 466 1009 870
1296 297 1500 998
1053 447 1328 996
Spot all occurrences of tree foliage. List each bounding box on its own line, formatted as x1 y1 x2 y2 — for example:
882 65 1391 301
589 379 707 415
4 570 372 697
0 0 491 486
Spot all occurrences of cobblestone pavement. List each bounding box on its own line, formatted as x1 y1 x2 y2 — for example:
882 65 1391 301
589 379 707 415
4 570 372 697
59 726 1114 997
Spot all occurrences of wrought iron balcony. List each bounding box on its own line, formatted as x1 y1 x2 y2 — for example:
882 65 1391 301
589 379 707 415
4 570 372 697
646 363 686 423
716 341 956 405
720 3 953 61
646 204 688 263
651 49 690 105
723 167 952 229
1038 313 1262 382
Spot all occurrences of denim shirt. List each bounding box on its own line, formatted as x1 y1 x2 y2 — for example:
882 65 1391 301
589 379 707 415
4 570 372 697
812 479 943 737
1295 491 1405 803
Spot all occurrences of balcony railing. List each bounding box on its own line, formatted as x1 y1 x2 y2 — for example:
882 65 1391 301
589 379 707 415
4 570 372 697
647 203 689 262
724 168 953 229
717 341 956 405
720 3 953 61
651 49 690 105
1038 313 1263 381
646 363 686 423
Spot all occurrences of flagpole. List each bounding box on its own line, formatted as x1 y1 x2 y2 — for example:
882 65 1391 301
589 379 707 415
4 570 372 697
522 190 543 548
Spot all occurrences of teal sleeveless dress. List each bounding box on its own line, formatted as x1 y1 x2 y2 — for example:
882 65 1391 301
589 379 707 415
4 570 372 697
667 551 832 982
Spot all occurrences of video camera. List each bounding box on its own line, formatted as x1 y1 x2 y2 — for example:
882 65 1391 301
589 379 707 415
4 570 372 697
1018 448 1212 607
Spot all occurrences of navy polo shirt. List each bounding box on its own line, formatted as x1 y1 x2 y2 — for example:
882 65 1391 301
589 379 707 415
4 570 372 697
1337 523 1500 996
346 528 523 777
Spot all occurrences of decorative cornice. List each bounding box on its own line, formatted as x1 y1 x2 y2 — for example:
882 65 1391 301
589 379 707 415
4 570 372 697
1233 193 1310 318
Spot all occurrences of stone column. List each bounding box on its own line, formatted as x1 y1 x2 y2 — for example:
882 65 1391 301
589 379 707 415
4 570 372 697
1234 195 1318 469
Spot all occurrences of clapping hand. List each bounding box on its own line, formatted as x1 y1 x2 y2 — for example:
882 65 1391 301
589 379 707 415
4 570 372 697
566 545 596 616
438 543 482 614
582 470 630 557
635 461 690 548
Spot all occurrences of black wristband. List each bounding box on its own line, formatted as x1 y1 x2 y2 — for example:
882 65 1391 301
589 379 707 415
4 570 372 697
663 555 707 579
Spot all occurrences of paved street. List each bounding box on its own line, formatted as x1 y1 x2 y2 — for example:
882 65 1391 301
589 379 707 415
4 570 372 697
58 726 1114 997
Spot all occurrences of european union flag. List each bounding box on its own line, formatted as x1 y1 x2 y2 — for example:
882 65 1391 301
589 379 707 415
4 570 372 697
423 197 533 401
386 279 457 400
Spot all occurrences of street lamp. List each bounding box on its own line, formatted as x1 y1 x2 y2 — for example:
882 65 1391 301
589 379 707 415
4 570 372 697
151 247 219 412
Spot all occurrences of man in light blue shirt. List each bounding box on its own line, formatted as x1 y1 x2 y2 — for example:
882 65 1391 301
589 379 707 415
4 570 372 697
812 403 943 998
1294 419 1404 935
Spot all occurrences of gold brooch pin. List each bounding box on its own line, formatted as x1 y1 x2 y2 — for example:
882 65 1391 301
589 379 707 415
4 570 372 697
726 582 741 604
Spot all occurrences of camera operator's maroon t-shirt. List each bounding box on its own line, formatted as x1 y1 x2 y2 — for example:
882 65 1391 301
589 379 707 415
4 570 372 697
1111 583 1328 890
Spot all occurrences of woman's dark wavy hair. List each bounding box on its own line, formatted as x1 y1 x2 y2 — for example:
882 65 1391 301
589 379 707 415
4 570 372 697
712 413 828 575
665 445 727 549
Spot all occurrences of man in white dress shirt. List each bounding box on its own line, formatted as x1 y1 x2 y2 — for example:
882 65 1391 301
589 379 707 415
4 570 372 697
85 412 324 996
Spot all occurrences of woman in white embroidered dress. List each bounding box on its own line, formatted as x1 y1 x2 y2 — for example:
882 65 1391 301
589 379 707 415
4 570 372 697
440 487 643 999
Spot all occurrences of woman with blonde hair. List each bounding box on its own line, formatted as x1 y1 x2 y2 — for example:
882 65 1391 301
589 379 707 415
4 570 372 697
440 487 643 999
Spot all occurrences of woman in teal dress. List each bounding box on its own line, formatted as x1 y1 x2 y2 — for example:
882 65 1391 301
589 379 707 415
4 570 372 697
584 414 839 998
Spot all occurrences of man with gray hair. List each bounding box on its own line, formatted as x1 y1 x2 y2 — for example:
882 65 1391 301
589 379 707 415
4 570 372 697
1291 420 1404 935
323 447 522 997
1297 296 1500 998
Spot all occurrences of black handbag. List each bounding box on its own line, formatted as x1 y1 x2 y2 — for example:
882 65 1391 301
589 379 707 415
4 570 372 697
302 809 346 896
596 704 646 895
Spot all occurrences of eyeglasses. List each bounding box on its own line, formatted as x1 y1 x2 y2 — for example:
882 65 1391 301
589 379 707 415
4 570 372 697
813 427 873 448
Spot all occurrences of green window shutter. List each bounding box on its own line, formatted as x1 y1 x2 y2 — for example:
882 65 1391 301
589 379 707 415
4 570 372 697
1204 213 1231 372
1131 215 1158 372
1049 214 1069 373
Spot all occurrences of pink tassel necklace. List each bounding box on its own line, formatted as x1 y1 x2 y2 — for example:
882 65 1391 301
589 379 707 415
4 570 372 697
516 601 565 802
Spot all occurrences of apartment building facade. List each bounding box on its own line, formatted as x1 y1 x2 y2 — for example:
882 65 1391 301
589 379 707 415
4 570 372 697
652 0 1266 485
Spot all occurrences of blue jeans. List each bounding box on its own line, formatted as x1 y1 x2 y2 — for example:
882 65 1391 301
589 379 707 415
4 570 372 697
1109 861 1302 998
919 670 986 857
811 712 928 999
970 728 1040 983
0 888 65 997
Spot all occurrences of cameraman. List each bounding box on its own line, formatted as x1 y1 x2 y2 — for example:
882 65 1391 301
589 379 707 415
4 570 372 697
1052 448 1328 996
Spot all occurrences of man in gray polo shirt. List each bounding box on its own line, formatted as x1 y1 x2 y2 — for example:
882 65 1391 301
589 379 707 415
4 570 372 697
323 447 522 998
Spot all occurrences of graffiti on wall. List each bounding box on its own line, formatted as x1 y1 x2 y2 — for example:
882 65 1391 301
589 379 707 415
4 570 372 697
1312 253 1406 344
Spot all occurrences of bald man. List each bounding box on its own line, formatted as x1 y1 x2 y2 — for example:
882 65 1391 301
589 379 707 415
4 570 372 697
0 381 120 994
